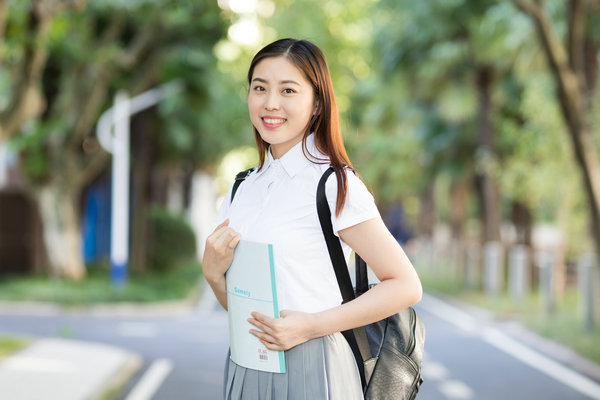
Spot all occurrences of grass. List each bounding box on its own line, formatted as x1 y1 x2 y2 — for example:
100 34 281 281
0 336 30 361
417 263 600 366
0 259 203 305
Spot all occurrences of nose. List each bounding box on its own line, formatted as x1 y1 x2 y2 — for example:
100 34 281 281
264 90 280 111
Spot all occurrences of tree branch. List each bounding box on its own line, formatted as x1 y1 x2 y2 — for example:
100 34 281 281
64 11 127 151
73 146 110 192
67 67 115 153
68 13 159 153
0 0 52 141
0 0 8 41
513 0 584 132
118 27 157 70
583 2 600 108
567 0 585 86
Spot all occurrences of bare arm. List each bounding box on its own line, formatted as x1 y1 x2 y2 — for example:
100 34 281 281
311 217 422 335
201 219 241 309
249 217 422 350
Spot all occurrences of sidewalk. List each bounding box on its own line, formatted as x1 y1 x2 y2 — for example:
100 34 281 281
0 337 141 400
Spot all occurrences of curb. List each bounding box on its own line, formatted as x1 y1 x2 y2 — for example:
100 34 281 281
0 281 204 318
95 348 143 400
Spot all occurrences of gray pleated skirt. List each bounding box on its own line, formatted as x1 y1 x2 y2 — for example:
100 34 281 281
223 332 363 399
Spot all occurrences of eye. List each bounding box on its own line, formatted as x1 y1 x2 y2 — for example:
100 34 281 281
253 85 265 92
282 88 295 94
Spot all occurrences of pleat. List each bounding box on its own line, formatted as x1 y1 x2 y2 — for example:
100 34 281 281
323 333 363 400
223 333 362 400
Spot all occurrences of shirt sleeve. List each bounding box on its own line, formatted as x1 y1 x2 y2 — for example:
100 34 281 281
325 169 380 235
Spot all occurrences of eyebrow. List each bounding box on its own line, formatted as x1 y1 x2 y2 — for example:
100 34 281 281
252 77 301 86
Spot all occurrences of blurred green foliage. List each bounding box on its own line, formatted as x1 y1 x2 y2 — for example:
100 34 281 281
147 206 197 273
1 0 597 280
218 0 595 252
0 259 202 304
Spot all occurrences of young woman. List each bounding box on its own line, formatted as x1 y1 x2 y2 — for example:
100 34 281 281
202 38 422 399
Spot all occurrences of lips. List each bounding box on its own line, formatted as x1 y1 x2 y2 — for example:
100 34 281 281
261 116 287 129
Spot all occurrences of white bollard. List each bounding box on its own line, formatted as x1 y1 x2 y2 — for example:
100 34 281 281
484 241 504 296
537 251 555 315
465 243 480 290
577 253 596 332
509 245 530 299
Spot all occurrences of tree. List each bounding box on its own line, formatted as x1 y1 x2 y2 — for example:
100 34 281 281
513 0 600 256
513 0 600 320
2 0 227 280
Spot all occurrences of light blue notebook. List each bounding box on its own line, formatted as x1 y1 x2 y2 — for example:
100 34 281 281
226 239 286 373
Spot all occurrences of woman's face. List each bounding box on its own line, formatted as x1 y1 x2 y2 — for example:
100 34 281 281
248 56 315 159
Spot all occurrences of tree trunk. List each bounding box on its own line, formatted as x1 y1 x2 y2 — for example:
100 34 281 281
449 178 470 280
130 108 157 274
35 184 85 280
514 0 600 324
511 200 534 291
417 183 435 238
450 178 469 241
475 65 501 243
511 201 532 246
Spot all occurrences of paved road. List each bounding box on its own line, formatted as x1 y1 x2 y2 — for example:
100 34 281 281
1 288 599 400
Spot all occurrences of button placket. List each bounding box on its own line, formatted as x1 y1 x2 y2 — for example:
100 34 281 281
254 160 283 224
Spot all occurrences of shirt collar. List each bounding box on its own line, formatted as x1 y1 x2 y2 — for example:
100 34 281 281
255 134 327 179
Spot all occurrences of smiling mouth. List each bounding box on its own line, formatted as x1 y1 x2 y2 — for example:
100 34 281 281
262 117 286 124
261 117 287 129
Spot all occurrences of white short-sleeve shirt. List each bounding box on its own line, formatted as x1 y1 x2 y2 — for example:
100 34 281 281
216 134 380 313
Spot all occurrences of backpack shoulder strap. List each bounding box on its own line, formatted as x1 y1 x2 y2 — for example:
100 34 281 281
316 166 371 390
230 168 254 204
316 167 355 303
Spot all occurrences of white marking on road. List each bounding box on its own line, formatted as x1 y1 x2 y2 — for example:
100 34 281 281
420 293 600 399
125 358 174 400
482 328 600 400
422 360 449 381
419 295 479 333
438 380 474 399
117 322 158 337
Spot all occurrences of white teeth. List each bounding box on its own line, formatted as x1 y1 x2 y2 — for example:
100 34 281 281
263 118 285 124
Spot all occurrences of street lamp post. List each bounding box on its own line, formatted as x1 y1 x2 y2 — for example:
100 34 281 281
97 81 182 285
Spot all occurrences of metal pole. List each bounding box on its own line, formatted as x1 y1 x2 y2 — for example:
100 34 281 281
109 91 130 285
97 80 183 286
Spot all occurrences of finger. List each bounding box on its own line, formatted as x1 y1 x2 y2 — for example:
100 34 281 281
251 312 275 326
211 227 240 248
260 339 284 351
248 317 274 335
228 234 242 249
249 330 282 350
216 219 230 230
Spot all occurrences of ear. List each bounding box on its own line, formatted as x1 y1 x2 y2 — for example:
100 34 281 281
313 99 320 115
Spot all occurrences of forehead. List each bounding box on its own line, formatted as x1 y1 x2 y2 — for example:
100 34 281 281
252 56 311 85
